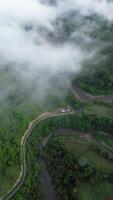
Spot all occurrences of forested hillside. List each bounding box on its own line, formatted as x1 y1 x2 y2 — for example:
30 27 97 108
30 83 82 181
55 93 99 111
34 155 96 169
75 19 113 94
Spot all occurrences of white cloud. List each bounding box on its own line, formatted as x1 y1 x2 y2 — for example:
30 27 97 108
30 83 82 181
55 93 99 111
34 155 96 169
64 0 113 21
0 0 85 77
0 0 112 99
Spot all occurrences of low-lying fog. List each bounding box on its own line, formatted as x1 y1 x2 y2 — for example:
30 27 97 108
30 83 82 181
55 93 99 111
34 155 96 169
0 0 113 100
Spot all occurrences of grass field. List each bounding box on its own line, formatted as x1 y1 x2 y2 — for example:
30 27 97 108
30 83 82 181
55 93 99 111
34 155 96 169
84 104 113 118
106 139 113 148
51 129 113 200
94 132 113 149
53 129 90 158
53 129 113 173
78 181 113 200
66 141 113 172
65 142 89 158
85 151 113 173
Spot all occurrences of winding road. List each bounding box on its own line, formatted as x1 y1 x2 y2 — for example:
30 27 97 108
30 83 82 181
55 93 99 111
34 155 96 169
0 109 74 200
1 83 113 200
71 83 113 103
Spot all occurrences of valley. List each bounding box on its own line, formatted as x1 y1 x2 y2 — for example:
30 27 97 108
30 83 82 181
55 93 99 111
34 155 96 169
1 0 113 200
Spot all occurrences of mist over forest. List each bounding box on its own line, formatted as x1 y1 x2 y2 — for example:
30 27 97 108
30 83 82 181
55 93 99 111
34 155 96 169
1 1 113 200
0 0 113 101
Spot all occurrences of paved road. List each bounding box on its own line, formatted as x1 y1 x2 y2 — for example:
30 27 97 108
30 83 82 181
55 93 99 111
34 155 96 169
2 80 113 200
71 83 113 103
0 110 74 200
39 158 57 200
39 135 57 200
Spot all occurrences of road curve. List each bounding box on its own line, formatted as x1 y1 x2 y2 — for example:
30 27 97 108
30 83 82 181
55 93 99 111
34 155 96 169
71 83 113 103
1 110 74 200
1 81 113 200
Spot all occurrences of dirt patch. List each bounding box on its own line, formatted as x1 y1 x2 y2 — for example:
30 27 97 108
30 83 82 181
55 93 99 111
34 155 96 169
106 197 113 200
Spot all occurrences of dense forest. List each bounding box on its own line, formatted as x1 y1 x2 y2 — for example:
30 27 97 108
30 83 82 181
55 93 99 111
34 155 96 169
0 67 68 197
44 138 106 200
1 1 113 200
12 111 113 200
74 20 113 95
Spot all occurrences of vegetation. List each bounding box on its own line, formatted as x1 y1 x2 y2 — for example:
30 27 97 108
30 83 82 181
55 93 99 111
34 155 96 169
93 132 113 148
44 135 113 200
1 85 113 199
0 68 68 197
12 121 46 200
78 181 113 200
71 19 113 95
11 112 113 200
1 8 113 200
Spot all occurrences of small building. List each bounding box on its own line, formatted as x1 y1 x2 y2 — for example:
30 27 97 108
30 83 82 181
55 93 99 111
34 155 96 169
61 109 67 113
61 107 71 113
